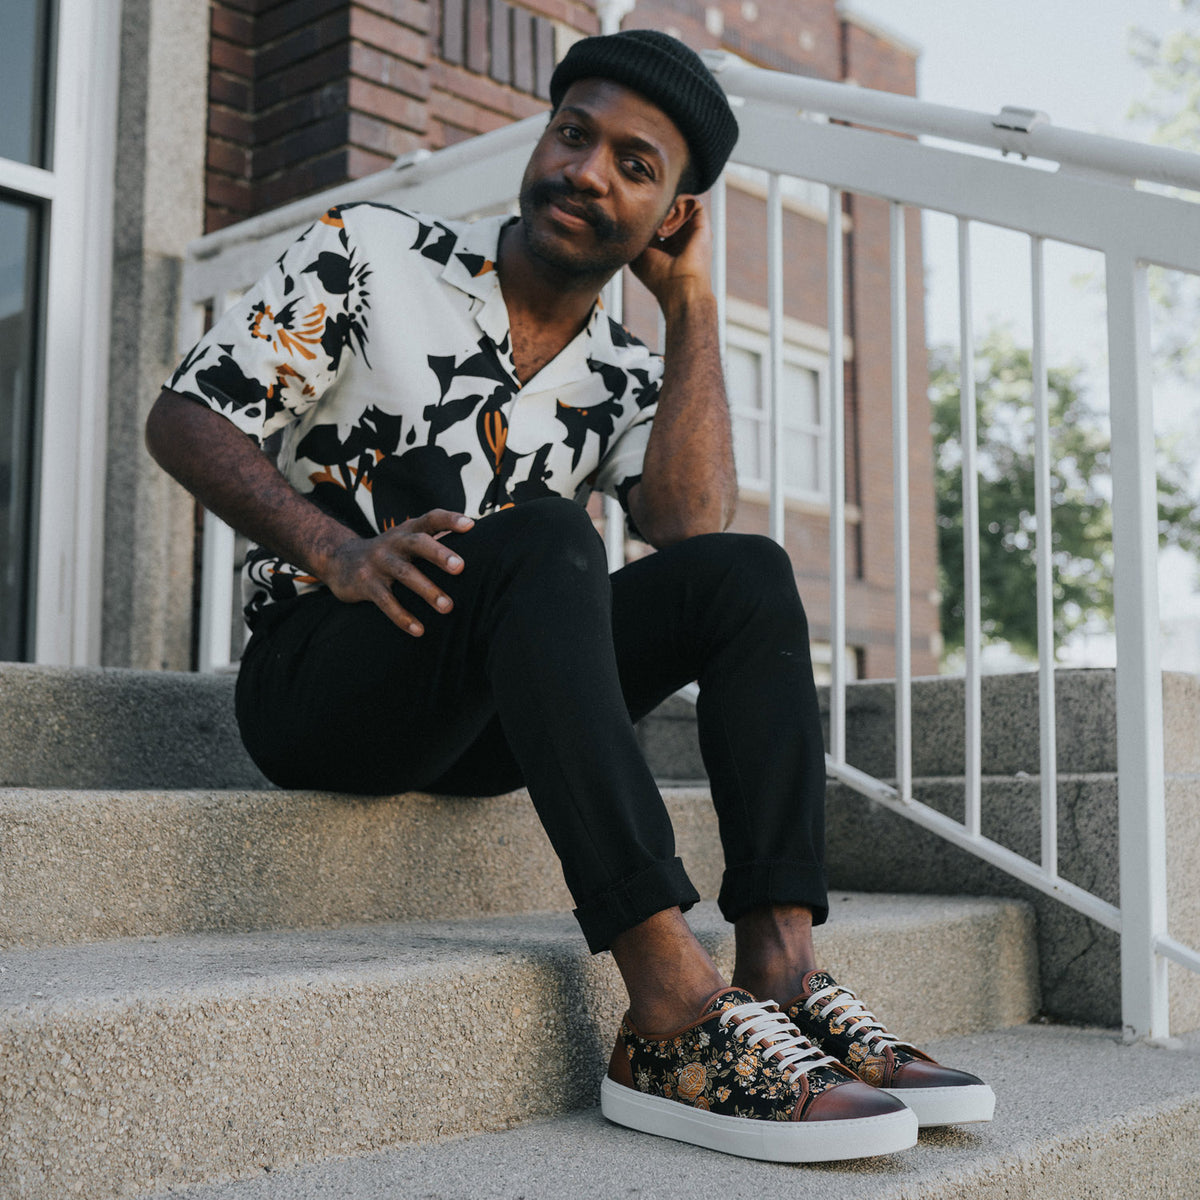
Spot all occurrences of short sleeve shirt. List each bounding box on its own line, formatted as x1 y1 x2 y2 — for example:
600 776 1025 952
167 202 663 624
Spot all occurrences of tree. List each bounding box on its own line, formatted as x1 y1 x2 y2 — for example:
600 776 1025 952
1129 0 1200 383
931 328 1200 661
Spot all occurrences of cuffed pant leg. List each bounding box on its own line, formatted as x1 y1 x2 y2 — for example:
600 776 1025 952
610 533 829 928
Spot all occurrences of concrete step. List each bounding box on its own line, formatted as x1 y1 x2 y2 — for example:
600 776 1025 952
0 664 266 789
642 669 1200 783
15 663 1197 791
152 1023 1200 1200
0 785 719 949
0 663 706 790
0 894 1037 1200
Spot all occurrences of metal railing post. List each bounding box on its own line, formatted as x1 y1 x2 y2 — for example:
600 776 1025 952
890 202 912 802
1107 252 1170 1042
827 187 847 765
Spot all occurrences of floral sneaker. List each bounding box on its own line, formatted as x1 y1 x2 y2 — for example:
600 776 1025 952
601 987 918 1162
783 971 996 1127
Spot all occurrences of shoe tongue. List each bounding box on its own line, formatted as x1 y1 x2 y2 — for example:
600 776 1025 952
702 987 758 1017
802 970 840 999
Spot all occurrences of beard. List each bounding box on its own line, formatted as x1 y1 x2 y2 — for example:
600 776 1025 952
517 176 643 279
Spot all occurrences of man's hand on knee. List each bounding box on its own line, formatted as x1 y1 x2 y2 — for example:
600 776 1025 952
319 509 475 636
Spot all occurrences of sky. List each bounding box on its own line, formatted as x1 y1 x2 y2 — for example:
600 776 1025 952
842 0 1200 666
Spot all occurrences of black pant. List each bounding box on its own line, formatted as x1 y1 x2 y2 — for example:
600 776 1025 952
236 497 828 952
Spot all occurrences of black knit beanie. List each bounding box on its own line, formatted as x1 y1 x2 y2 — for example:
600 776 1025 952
549 30 739 194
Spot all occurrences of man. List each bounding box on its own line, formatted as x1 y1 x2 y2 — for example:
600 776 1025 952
147 30 992 1163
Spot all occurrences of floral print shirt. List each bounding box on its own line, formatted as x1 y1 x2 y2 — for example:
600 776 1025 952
167 202 663 624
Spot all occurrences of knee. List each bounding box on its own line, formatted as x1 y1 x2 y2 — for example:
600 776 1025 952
496 497 607 579
696 532 799 594
693 533 808 631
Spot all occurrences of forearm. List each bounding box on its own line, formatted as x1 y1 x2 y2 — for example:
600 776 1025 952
632 292 738 546
145 389 359 580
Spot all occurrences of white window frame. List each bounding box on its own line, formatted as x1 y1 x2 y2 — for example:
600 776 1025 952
725 323 830 506
0 0 121 664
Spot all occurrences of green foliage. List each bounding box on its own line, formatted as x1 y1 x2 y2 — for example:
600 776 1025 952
1129 1 1200 383
931 329 1200 661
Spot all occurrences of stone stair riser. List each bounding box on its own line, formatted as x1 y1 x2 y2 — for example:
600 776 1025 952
0 789 719 950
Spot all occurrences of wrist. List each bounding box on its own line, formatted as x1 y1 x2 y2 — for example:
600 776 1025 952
659 286 718 327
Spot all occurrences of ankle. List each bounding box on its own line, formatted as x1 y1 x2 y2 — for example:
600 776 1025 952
731 904 818 1004
611 908 728 1035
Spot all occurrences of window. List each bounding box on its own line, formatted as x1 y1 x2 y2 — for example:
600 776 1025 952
0 0 53 167
0 0 120 663
0 0 53 659
725 326 828 504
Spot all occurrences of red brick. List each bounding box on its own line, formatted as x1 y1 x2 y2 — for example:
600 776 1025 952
257 13 351 76
533 16 553 100
254 81 350 142
258 0 346 41
348 110 426 156
206 175 255 212
441 0 465 63
356 0 431 32
465 0 488 74
209 71 252 109
254 113 348 174
350 42 432 98
347 144 395 177
206 139 252 176
347 76 428 131
430 87 509 133
255 44 349 107
488 0 510 85
350 6 429 61
510 7 533 94
255 148 350 208
210 6 255 43
210 36 254 77
207 107 255 143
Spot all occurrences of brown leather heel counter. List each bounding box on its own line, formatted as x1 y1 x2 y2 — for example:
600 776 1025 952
608 1030 635 1087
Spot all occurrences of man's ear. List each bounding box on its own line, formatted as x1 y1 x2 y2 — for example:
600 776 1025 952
656 194 699 241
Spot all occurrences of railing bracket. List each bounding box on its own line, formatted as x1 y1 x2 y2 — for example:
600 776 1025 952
993 106 1049 134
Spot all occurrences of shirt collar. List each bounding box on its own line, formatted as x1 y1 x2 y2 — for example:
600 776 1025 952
439 214 626 388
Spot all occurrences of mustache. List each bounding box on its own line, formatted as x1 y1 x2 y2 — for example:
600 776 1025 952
525 178 618 241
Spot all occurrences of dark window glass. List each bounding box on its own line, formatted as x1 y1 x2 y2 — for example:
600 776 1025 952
0 0 54 166
0 199 41 660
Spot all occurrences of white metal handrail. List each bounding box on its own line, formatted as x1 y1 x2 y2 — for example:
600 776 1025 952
178 58 1200 1040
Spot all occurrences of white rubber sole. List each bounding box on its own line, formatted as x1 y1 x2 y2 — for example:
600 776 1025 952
883 1082 996 1127
600 1077 919 1163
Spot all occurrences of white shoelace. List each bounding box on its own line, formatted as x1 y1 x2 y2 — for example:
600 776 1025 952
718 1000 841 1083
804 983 906 1053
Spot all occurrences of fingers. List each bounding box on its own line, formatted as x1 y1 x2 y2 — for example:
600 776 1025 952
371 511 475 634
321 510 476 635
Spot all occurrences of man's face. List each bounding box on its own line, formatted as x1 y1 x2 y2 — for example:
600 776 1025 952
516 78 693 280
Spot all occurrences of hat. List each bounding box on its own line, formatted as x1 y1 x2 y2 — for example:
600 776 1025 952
549 30 739 194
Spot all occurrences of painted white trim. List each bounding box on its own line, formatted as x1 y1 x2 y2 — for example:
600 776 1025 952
31 0 121 664
0 158 55 200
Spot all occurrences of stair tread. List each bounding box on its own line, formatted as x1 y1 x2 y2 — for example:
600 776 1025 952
0 893 1024 1009
154 1024 1200 1200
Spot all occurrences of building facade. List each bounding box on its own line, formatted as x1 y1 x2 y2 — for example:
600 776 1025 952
1 0 939 678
